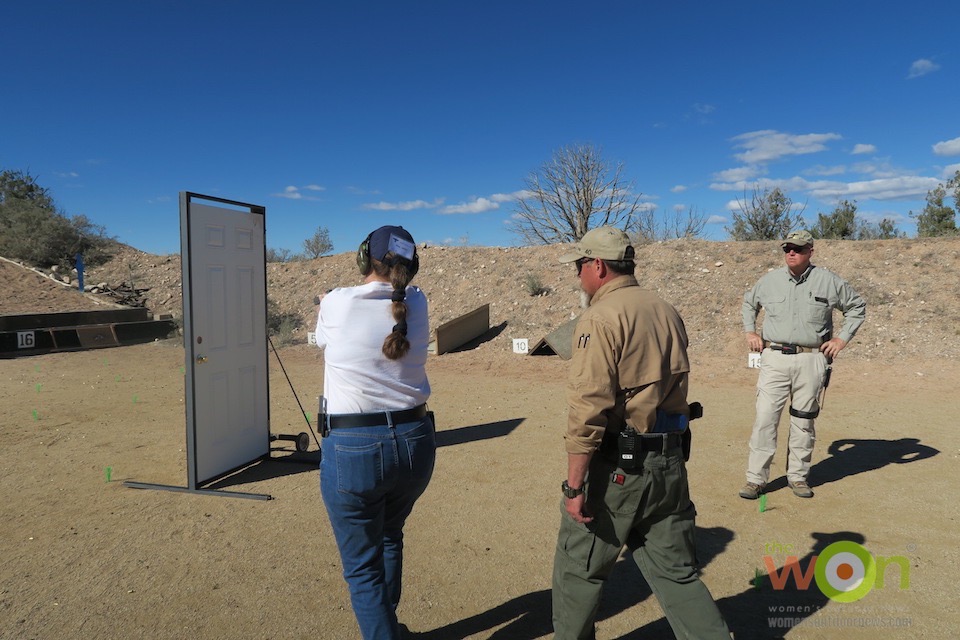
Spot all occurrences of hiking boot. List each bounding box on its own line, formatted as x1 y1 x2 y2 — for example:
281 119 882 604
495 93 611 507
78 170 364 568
739 482 765 500
788 480 814 498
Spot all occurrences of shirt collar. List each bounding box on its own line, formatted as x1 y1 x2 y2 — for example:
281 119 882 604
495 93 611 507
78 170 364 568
788 264 815 284
590 275 639 304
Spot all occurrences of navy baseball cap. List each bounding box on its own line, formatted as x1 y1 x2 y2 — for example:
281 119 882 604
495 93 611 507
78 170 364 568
369 225 416 264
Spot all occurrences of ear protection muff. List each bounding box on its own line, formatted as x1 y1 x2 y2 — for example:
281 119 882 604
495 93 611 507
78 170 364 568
405 250 420 278
356 230 419 277
357 232 373 275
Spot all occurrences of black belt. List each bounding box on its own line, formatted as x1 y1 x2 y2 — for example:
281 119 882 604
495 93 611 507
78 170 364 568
637 431 685 452
328 404 427 429
767 342 817 355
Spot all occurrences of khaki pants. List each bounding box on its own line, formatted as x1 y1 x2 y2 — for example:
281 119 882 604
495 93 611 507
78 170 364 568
552 447 730 640
746 348 828 485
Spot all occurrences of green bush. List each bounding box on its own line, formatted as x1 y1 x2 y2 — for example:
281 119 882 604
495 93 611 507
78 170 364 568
0 169 115 268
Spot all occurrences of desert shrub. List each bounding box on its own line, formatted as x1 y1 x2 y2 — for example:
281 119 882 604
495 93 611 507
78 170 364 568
524 273 549 296
267 298 303 346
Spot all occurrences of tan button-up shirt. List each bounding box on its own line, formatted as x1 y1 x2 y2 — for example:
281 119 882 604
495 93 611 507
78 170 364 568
565 276 691 455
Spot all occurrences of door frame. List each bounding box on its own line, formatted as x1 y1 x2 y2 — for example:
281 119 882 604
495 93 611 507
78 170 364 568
124 192 272 500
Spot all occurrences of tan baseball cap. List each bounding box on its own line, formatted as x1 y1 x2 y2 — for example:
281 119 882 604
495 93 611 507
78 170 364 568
781 230 814 247
558 226 635 263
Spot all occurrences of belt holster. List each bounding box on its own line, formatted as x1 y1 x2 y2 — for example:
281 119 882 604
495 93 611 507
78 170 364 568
318 395 329 437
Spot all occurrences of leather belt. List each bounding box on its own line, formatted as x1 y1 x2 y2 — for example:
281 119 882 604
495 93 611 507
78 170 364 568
766 342 816 355
328 404 427 429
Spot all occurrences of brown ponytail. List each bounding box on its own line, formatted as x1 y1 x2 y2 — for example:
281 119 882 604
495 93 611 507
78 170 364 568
371 256 413 360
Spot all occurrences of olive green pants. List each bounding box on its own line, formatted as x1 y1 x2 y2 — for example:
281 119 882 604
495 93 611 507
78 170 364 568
552 446 730 640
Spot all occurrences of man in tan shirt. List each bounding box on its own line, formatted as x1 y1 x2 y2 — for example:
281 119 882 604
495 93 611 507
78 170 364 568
551 226 730 640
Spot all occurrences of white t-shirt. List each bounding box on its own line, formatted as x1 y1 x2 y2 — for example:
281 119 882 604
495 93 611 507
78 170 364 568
315 281 430 414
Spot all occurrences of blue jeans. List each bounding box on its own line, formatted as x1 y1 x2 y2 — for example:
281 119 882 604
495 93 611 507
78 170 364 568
320 415 436 640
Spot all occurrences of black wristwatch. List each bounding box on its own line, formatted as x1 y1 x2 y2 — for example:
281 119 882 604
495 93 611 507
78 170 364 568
561 480 585 499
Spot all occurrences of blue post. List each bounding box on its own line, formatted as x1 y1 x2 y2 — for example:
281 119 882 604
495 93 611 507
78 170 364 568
76 253 85 291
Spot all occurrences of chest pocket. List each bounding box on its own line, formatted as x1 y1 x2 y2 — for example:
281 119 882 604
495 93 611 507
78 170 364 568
762 293 787 318
802 293 833 327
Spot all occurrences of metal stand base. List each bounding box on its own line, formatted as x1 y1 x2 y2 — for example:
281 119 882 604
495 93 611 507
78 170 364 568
122 481 273 501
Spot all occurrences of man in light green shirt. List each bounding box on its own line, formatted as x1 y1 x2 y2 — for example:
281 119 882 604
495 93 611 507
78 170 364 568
740 230 866 499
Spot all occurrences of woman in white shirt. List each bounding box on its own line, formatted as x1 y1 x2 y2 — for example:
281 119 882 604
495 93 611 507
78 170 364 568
315 225 434 640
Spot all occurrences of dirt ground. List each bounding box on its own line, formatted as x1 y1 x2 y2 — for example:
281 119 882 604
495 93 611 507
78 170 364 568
2 239 960 639
2 341 957 639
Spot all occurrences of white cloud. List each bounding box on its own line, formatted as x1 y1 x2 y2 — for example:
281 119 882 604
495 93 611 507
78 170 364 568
711 176 808 193
489 190 533 203
711 168 942 203
439 198 500 215
731 130 842 164
707 215 727 224
907 58 940 79
54 171 80 178
670 185 687 193
274 186 303 199
851 144 876 155
807 176 941 201
637 202 658 213
672 204 685 213
942 163 960 179
933 136 960 156
693 103 716 114
804 165 847 177
849 161 905 179
363 198 443 211
713 166 761 182
273 184 325 200
346 186 381 195
724 200 741 212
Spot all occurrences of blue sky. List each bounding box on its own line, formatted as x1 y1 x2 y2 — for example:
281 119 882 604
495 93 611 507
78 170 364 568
4 1 959 256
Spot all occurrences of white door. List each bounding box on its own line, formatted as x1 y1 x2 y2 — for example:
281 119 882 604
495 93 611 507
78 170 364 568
183 199 268 487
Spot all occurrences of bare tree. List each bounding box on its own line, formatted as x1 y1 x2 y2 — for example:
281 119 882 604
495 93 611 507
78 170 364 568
665 205 708 239
508 144 645 244
631 206 708 246
727 185 805 241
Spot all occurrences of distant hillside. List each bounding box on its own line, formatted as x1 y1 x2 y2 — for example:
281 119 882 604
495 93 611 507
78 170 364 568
6 238 959 363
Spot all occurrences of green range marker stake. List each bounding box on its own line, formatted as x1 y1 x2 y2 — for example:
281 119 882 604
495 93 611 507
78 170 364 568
33 409 39 420
306 412 312 424
36 383 42 393
106 467 112 482
759 494 767 513
133 395 138 404
115 375 121 382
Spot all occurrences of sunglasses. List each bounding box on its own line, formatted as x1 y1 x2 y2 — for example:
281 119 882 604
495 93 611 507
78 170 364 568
782 245 809 254
575 257 593 275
